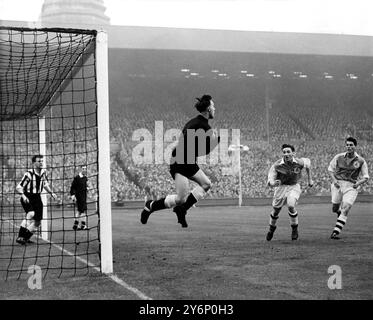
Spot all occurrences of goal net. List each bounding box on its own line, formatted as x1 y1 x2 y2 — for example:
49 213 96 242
0 26 112 280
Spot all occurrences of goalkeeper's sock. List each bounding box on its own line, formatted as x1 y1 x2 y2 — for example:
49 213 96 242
150 198 167 212
181 193 198 211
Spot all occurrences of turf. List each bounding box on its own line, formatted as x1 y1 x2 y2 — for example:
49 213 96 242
1 203 372 300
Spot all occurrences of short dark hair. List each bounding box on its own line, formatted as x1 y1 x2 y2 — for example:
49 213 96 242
282 144 295 152
32 155 43 163
346 136 357 146
195 94 212 113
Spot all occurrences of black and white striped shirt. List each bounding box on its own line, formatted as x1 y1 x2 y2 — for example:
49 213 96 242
16 169 50 194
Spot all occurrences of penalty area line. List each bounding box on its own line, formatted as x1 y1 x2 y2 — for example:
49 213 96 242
6 219 152 300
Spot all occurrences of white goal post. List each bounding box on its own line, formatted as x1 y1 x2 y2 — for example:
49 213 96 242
96 30 113 274
228 144 249 207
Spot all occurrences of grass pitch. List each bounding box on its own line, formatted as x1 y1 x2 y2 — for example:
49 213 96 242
1 202 372 300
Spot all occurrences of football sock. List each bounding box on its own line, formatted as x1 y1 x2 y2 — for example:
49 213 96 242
181 186 207 211
80 213 87 225
333 214 347 235
332 203 341 215
288 210 298 226
150 198 167 211
181 193 198 211
269 212 279 227
20 219 27 228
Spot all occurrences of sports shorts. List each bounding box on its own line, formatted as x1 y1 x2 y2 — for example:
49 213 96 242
76 196 87 213
169 162 200 180
21 193 44 221
272 184 301 208
331 180 358 206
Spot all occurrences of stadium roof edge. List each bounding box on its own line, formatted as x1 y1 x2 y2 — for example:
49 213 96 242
106 25 373 56
1 20 373 56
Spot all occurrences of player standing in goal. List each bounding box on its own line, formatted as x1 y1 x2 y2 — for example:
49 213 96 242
16 155 57 245
70 165 89 230
140 94 220 228
266 144 314 241
328 137 369 240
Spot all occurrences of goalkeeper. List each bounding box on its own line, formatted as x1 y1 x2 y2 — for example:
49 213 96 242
140 94 220 228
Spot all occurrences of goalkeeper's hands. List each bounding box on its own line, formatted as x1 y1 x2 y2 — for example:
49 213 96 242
70 195 76 202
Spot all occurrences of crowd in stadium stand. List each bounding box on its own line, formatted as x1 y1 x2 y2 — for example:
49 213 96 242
1 77 373 205
107 78 373 201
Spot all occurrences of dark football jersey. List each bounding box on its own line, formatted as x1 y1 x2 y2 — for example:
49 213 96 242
171 115 219 165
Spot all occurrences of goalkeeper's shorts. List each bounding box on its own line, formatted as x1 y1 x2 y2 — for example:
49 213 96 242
169 162 200 180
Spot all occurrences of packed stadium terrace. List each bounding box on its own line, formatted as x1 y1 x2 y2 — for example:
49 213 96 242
109 90 373 201
106 49 373 201
2 49 373 203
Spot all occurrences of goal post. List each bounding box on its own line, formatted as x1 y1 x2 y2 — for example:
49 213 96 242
96 30 113 274
38 115 48 241
228 143 249 207
0 26 113 279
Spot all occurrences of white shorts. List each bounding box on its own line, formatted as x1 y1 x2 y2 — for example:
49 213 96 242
331 180 358 206
272 184 301 208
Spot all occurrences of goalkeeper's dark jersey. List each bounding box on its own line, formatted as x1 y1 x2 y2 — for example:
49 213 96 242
171 115 219 165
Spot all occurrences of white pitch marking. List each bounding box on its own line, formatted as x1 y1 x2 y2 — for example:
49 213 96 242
6 219 152 300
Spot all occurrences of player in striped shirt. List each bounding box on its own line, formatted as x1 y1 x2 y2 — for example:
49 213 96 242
328 137 369 240
266 144 314 241
15 155 57 245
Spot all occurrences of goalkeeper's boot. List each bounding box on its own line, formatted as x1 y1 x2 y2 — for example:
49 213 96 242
266 225 276 241
291 224 299 240
330 231 340 240
173 205 188 228
140 200 153 224
16 237 26 245
73 220 79 231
